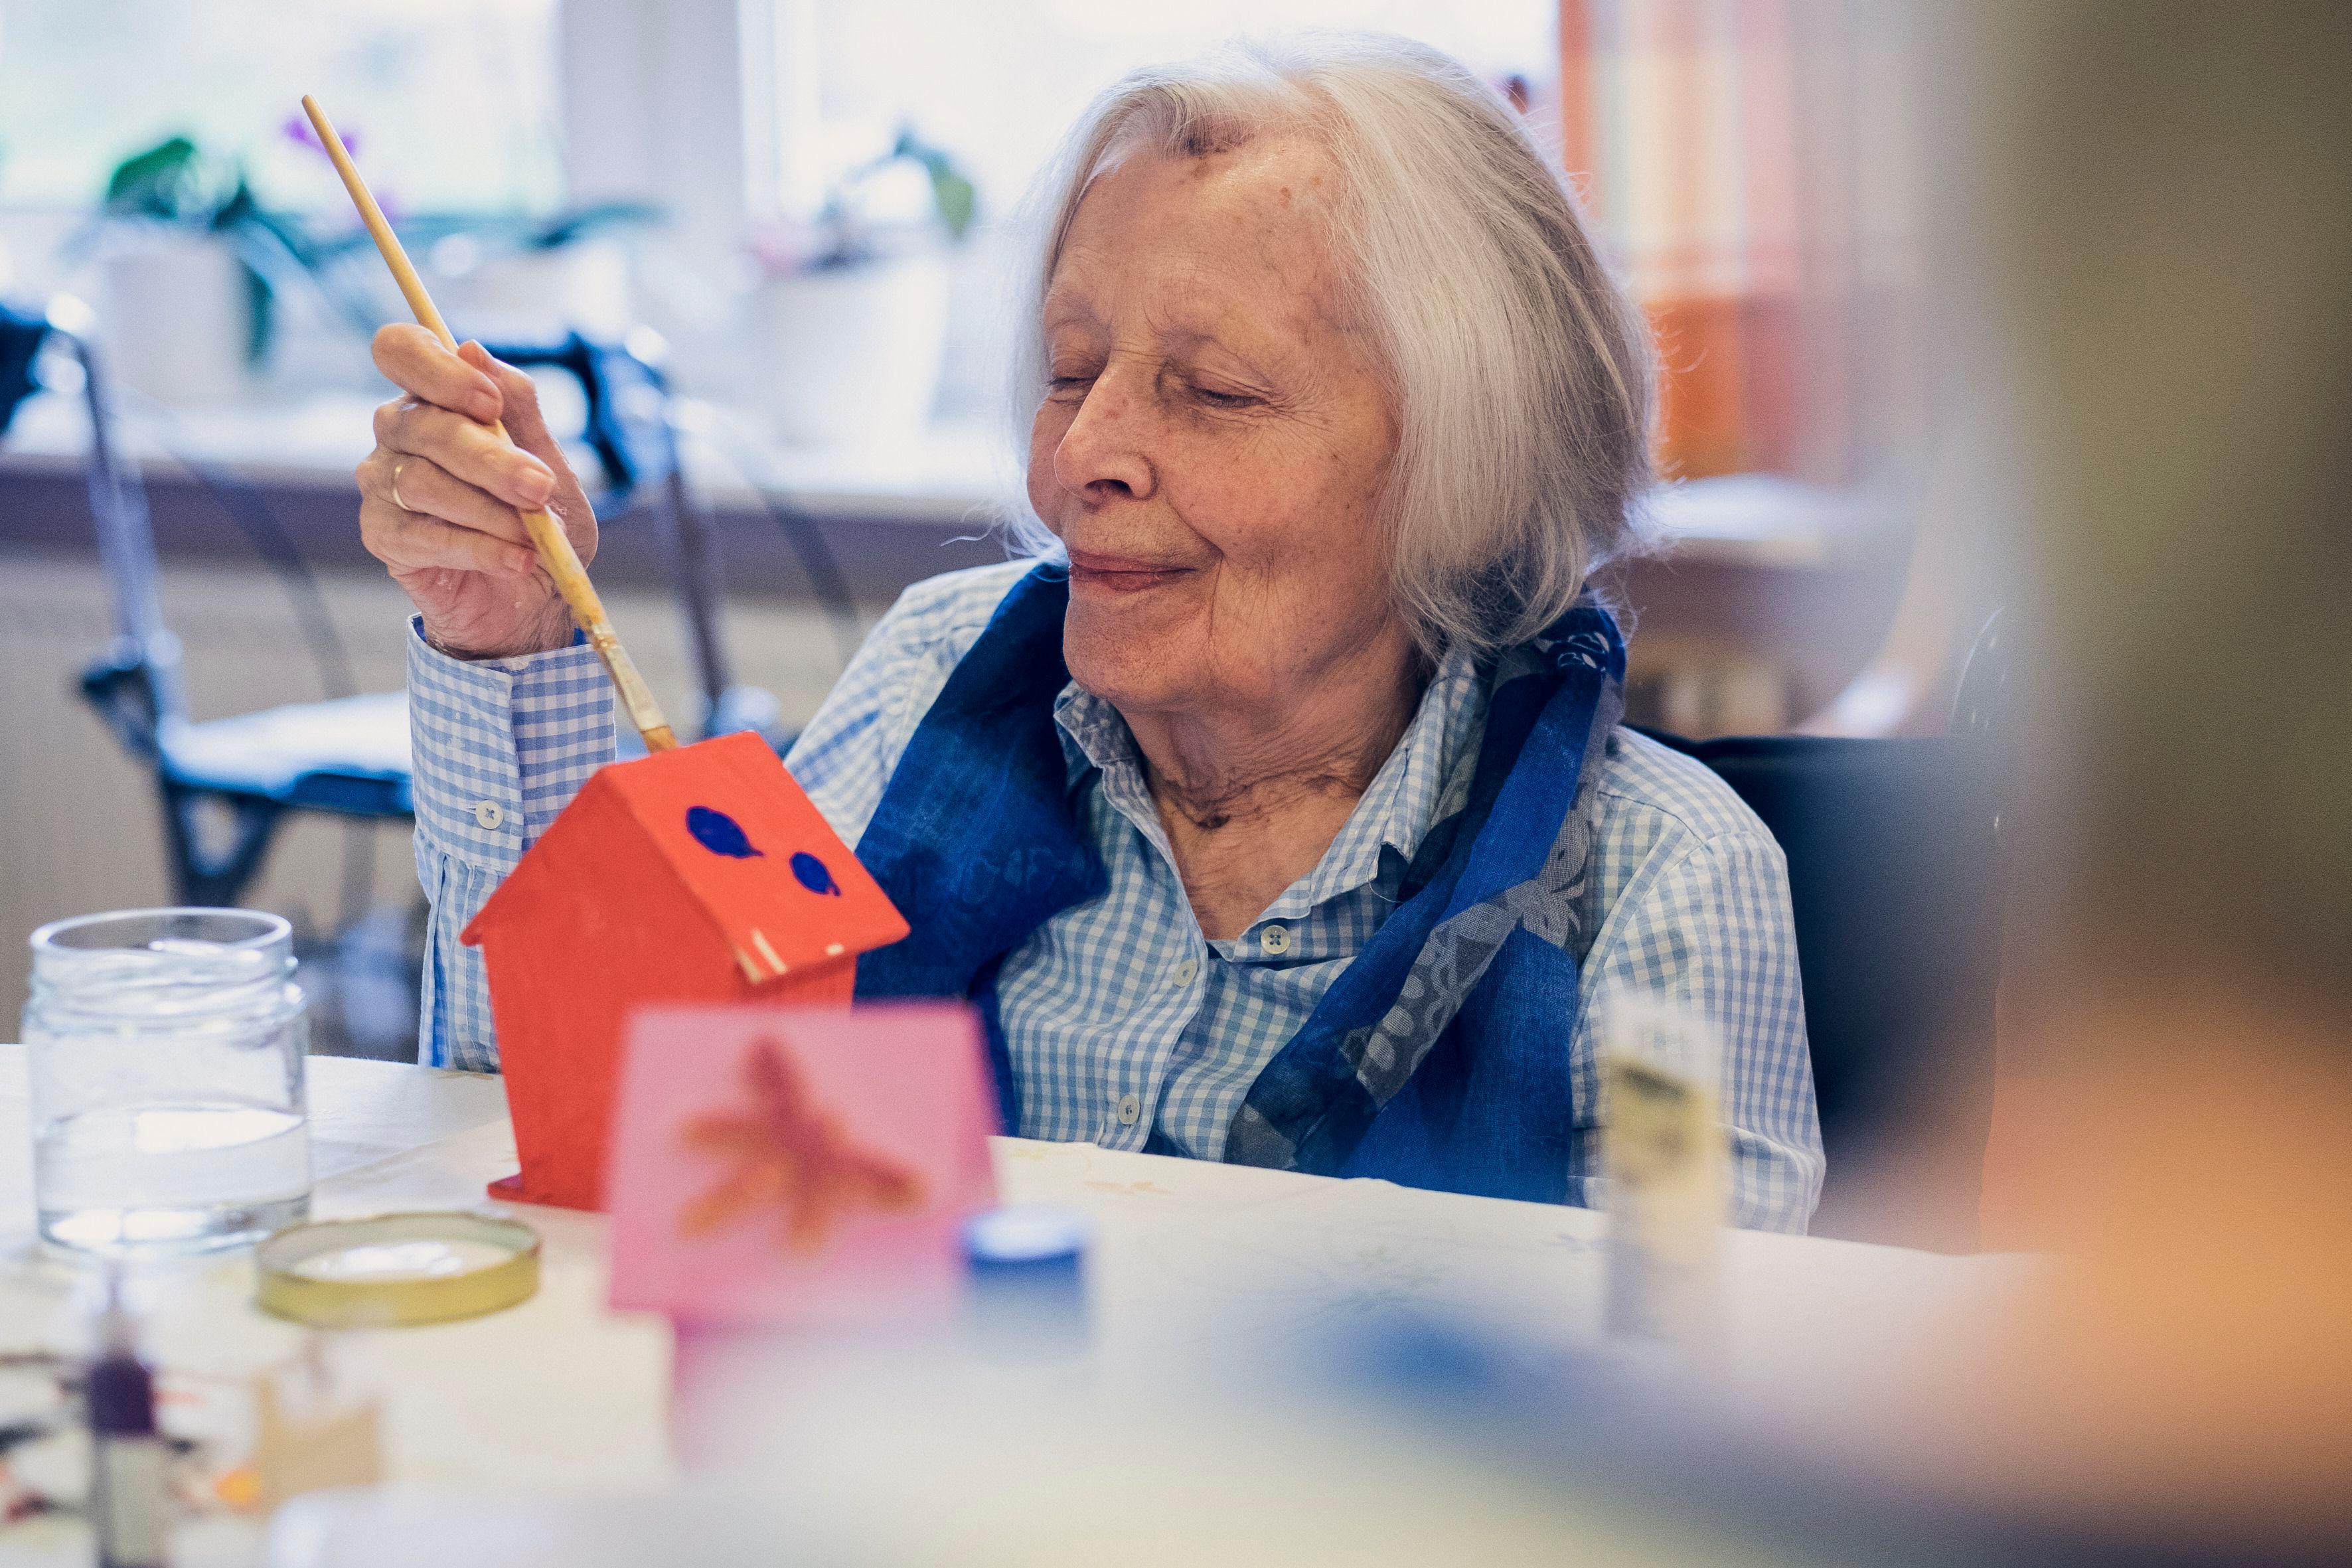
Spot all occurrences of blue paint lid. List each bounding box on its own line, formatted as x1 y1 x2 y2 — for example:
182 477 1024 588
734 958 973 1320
963 1206 1091 1271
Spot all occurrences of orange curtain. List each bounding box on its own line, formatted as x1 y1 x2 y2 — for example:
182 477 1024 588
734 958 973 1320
1559 0 1919 485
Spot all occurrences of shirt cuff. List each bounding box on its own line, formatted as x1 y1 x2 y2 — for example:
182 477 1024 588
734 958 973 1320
405 616 615 872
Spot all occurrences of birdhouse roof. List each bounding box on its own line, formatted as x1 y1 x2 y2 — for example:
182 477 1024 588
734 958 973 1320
465 730 907 982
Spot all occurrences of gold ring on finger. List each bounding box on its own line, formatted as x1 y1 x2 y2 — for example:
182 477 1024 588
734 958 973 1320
390 458 412 512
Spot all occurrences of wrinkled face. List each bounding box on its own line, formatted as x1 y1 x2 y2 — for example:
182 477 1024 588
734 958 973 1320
1027 137 1407 727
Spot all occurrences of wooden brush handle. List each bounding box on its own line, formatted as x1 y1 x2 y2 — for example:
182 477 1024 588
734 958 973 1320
301 94 677 753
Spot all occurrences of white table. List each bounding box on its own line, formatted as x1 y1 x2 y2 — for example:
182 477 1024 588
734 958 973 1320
0 1048 2025 1565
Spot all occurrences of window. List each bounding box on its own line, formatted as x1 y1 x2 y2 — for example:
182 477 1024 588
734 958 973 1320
1563 1 1924 483
0 0 560 213
738 1 1560 423
753 0 1560 222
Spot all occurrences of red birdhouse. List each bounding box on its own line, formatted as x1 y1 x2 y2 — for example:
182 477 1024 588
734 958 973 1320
462 730 907 1210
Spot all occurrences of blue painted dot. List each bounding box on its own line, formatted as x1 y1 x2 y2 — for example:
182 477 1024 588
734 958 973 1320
791 851 841 896
686 805 761 859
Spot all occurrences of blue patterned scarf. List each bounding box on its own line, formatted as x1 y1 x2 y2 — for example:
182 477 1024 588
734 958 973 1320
854 564 1624 1203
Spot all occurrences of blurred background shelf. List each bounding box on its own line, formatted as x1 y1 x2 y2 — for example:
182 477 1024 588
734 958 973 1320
0 390 1891 563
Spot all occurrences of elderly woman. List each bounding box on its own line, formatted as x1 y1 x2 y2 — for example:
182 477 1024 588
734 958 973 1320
358 36 1822 1230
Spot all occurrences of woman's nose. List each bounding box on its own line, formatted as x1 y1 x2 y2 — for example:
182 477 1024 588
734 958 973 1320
1051 366 1156 503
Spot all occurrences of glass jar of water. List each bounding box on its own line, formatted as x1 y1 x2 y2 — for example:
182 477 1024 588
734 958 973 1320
25 909 311 1252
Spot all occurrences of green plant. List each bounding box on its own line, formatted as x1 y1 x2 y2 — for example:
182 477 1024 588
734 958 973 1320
91 133 663 365
811 126 977 268
99 135 305 362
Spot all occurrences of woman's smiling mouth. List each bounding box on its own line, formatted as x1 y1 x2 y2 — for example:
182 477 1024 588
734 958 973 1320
1065 547 1197 594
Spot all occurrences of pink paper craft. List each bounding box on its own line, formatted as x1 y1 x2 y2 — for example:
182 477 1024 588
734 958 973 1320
605 1002 999 1328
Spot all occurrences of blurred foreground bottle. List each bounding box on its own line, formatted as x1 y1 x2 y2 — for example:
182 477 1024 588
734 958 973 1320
1601 994 1727 1352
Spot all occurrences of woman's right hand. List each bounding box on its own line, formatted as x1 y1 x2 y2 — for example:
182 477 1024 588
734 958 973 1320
354 324 599 659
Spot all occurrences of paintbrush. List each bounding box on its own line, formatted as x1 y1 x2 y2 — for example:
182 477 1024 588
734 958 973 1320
299 93 676 753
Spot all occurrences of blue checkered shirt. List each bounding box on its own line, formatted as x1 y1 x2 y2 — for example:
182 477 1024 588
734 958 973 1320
406 562 1822 1231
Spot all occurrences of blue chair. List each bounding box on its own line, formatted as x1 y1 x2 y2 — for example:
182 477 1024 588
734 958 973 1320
4 298 412 906
1 299 773 907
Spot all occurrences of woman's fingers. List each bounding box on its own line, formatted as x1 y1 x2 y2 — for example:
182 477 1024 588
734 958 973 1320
356 449 534 546
459 342 553 452
358 329 585 654
372 324 503 424
369 331 578 519
457 343 599 561
371 398 556 512
360 495 537 579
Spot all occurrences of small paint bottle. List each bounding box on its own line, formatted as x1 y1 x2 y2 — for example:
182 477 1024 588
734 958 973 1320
963 1205 1092 1364
88 1274 169 1568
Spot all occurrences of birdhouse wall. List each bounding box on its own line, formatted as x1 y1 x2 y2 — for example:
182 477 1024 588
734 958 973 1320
465 732 890 1211
601 730 907 975
475 782 857 1211
483 916 856 1209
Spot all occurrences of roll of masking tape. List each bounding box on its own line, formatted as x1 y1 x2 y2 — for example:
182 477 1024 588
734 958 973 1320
256 1212 540 1328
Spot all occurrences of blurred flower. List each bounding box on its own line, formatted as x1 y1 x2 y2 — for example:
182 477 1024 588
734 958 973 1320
279 113 358 161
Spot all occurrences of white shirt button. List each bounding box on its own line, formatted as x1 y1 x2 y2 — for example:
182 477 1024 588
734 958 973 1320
1116 1092 1141 1126
473 801 507 830
1169 957 1199 987
1260 923 1292 956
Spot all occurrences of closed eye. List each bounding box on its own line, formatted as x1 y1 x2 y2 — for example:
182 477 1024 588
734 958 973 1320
1192 385 1257 409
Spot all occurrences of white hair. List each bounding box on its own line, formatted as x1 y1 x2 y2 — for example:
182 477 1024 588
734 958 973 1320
1004 31 1656 659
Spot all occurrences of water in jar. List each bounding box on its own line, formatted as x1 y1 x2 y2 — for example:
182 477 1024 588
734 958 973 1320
26 911 312 1252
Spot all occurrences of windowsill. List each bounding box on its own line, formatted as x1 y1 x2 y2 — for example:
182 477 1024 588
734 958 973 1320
0 387 1883 568
0 388 1017 528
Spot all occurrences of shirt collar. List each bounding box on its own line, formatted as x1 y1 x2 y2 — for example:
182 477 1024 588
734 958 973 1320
1053 682 1132 789
1050 641 1487 910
